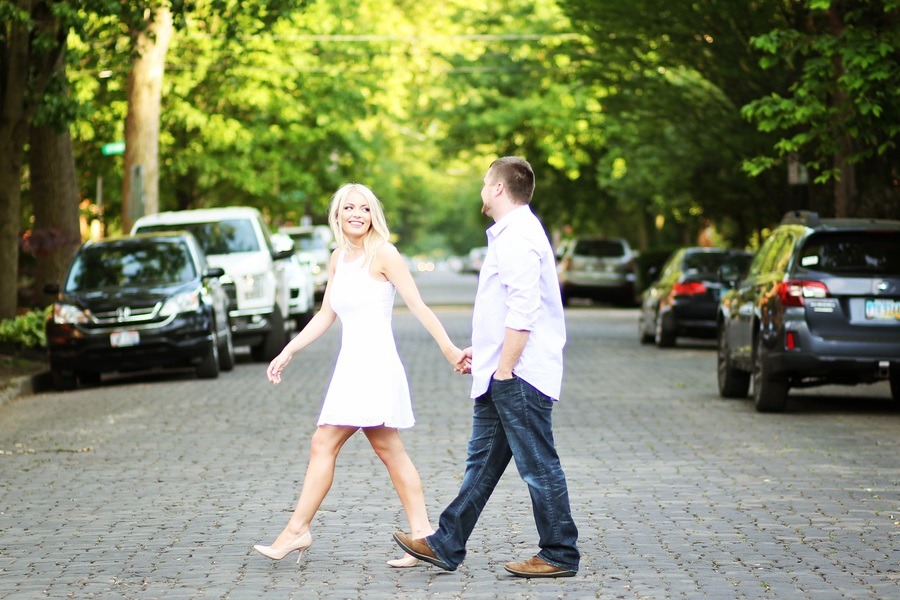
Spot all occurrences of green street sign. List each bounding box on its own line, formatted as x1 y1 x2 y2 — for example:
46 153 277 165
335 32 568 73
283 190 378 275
102 141 125 156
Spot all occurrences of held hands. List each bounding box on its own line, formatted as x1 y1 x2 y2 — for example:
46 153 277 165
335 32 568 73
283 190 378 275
443 345 471 374
266 351 293 384
455 346 473 375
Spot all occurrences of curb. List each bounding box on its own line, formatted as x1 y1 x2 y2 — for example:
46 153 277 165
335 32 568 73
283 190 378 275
0 371 52 408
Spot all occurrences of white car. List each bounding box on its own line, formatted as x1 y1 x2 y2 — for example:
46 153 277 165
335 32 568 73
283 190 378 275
271 233 316 329
132 207 293 361
279 225 332 298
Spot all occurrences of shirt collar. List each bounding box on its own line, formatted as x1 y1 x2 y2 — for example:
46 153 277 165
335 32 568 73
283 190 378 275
487 204 532 241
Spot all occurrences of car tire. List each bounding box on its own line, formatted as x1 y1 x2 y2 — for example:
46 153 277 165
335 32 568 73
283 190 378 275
52 369 77 391
218 321 235 372
252 307 286 363
294 308 313 331
77 371 101 387
197 327 221 379
638 313 654 344
753 336 788 412
890 369 900 401
655 310 676 348
717 325 749 398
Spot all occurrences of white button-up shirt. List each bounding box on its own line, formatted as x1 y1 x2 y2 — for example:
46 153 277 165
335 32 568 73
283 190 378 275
470 205 566 401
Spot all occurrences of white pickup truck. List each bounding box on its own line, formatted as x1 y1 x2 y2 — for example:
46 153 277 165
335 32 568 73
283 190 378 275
132 207 292 361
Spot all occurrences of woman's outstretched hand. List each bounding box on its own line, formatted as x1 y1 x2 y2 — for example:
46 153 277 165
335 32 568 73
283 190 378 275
266 352 293 384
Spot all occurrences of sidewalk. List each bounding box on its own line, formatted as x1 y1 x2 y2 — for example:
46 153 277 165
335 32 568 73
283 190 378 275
0 354 49 408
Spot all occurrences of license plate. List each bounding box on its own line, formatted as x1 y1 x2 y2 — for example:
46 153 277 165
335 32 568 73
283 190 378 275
111 330 140 347
864 299 900 320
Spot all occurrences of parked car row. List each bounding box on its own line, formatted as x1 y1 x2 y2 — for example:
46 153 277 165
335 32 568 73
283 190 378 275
635 211 900 412
44 207 317 391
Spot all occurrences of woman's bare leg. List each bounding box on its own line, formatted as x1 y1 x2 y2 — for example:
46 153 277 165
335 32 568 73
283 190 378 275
364 427 434 539
267 425 358 548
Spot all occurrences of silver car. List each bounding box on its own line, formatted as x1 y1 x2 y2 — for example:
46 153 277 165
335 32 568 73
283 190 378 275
557 237 639 306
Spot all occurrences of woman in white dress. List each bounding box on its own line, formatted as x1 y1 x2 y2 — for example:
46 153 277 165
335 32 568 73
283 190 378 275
254 183 468 567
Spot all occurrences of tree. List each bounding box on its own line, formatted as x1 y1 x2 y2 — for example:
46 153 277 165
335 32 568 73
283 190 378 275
742 0 900 217
0 0 71 318
121 3 173 233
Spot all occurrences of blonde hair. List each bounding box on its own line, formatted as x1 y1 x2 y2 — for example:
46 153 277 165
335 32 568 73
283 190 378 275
328 183 390 264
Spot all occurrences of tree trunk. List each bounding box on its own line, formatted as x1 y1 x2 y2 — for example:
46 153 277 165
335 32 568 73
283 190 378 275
829 5 856 218
29 123 82 307
0 7 32 319
122 5 174 233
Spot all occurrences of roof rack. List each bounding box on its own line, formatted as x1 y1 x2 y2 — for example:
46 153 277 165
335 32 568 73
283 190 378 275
780 210 820 227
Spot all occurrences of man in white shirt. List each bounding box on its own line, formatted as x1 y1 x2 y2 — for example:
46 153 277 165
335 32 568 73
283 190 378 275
394 157 580 578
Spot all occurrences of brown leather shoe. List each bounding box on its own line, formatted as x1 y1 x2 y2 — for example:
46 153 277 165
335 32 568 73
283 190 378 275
392 532 454 571
504 556 577 578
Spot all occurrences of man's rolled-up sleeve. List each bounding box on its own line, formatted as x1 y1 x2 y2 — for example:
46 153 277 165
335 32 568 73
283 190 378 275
498 240 542 332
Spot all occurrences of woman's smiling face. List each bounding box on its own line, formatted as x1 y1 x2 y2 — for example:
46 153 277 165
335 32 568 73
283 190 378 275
341 191 372 239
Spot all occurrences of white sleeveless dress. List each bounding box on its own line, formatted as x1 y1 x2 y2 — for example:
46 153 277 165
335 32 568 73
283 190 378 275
317 249 414 429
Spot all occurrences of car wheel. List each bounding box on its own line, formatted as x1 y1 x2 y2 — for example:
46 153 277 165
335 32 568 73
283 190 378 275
252 307 286 362
717 325 750 398
197 327 221 379
655 310 676 348
52 369 77 391
638 312 654 344
294 308 313 331
77 371 101 387
752 335 788 412
218 322 235 372
890 369 900 401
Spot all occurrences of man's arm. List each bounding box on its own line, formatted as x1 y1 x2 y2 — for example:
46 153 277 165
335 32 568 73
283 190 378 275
494 328 530 380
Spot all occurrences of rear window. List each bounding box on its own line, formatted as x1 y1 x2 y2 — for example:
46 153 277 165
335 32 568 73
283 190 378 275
137 219 260 254
66 241 196 291
574 239 625 258
797 232 900 275
682 252 729 273
291 233 327 252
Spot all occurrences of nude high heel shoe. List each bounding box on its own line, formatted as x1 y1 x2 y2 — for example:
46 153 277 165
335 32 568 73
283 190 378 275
387 554 419 568
253 531 313 564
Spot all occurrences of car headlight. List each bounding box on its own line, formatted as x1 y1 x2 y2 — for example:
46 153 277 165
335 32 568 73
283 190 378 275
241 272 266 300
159 290 201 316
53 303 90 324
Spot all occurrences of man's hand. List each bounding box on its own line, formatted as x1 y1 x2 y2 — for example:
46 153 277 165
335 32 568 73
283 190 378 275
455 346 473 374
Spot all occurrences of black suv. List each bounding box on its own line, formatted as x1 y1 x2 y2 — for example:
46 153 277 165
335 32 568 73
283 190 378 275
45 233 235 390
717 211 900 411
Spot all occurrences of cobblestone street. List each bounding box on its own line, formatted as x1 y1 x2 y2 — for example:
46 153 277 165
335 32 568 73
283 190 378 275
1 303 898 599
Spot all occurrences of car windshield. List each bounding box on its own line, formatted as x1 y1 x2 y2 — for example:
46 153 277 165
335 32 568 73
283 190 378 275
290 233 327 252
66 240 196 291
138 219 260 254
798 232 900 275
574 240 625 258
682 251 731 273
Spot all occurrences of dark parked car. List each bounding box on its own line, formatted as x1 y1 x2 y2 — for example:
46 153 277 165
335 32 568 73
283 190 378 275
717 211 900 412
45 232 235 390
639 247 753 347
557 237 638 306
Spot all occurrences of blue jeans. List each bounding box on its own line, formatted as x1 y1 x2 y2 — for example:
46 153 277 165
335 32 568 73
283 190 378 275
427 376 580 571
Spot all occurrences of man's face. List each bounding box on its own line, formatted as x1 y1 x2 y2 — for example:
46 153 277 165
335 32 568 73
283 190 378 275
480 168 498 217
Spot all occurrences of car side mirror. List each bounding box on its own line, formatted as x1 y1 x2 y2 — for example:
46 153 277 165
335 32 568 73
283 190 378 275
43 282 60 295
273 248 295 261
204 267 226 279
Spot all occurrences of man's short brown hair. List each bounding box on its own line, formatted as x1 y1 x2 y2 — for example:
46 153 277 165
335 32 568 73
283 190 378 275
489 156 535 204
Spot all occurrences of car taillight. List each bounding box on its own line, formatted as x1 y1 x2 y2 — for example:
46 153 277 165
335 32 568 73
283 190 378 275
777 279 829 307
673 281 707 296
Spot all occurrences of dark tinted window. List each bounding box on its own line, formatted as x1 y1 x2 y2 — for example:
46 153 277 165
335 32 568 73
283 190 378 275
66 240 196 291
137 219 260 254
797 232 900 275
574 239 625 258
682 251 730 273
